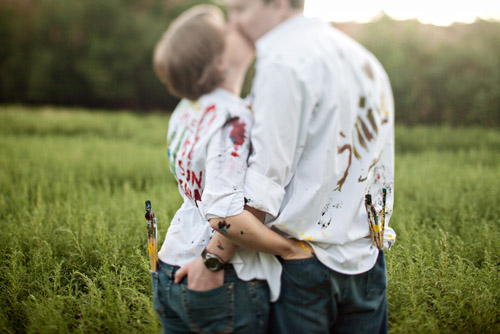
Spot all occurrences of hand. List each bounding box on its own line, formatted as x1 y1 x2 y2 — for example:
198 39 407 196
174 256 224 291
280 240 315 260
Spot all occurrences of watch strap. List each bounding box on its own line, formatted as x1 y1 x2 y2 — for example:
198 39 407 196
201 247 226 271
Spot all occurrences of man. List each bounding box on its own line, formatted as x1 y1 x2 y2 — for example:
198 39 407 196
178 0 396 332
227 0 396 332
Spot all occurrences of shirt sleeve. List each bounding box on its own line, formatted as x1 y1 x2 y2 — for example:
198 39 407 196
243 62 303 217
201 109 253 220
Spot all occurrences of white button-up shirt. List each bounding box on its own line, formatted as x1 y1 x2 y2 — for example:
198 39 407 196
244 15 396 276
158 88 281 301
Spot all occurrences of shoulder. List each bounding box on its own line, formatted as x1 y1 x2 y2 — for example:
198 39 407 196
221 103 253 136
261 20 375 71
255 21 340 85
261 20 331 63
200 90 253 128
226 100 252 121
168 98 190 129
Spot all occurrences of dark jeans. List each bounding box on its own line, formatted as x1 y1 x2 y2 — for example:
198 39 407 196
269 251 388 334
152 260 270 334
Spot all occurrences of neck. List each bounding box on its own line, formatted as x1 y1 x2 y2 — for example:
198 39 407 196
285 9 303 20
276 8 303 27
220 64 248 97
259 10 303 42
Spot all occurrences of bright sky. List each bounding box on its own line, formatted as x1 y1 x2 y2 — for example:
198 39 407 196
304 0 500 26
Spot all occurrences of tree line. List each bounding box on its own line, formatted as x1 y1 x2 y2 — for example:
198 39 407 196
340 16 500 126
1 0 499 126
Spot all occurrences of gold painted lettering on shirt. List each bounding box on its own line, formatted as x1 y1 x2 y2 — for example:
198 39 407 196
362 62 375 81
334 144 352 192
335 92 389 191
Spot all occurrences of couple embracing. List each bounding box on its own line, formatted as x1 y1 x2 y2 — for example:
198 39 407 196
152 0 396 333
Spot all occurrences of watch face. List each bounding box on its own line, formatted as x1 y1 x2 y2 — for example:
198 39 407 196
205 257 221 271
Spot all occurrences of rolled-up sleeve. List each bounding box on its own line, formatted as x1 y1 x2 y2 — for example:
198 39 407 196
244 62 303 217
201 110 253 220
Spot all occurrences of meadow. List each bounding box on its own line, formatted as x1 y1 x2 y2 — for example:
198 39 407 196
0 106 499 333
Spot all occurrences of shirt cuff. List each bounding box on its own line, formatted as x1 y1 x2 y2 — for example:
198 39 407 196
201 191 245 220
243 167 285 217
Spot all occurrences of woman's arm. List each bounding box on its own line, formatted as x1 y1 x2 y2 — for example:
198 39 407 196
174 209 312 289
174 230 238 289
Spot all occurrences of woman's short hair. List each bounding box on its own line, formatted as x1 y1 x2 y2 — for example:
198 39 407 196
153 5 225 100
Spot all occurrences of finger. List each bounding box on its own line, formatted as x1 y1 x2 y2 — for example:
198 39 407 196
174 266 187 284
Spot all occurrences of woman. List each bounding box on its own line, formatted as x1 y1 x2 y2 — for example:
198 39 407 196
152 5 311 334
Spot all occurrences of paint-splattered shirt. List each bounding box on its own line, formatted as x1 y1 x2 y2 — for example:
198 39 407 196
244 15 396 277
158 88 281 300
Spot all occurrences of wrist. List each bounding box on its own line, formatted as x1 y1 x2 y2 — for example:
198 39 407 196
201 247 226 272
280 238 299 258
280 239 315 259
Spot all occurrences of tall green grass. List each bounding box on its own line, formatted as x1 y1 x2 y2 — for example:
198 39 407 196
1 106 499 333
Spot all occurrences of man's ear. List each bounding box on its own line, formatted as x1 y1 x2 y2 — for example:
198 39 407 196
274 0 290 10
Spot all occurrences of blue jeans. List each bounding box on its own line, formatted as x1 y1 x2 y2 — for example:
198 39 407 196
269 251 388 334
151 260 270 334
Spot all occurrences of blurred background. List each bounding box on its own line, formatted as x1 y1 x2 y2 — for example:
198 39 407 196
0 0 499 126
1 2 499 332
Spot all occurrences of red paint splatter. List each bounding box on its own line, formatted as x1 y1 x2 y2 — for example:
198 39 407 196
227 117 246 156
187 104 217 159
229 117 246 146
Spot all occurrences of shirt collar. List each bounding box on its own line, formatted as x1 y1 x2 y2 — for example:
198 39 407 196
255 14 308 58
211 87 244 105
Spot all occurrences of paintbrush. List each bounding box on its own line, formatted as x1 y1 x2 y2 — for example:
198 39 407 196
145 200 158 272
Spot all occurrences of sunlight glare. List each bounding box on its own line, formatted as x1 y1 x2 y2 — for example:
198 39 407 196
304 0 500 26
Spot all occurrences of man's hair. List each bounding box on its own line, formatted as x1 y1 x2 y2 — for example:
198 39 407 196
153 5 225 100
263 0 304 10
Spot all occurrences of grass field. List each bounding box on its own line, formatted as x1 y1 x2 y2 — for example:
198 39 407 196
0 106 499 333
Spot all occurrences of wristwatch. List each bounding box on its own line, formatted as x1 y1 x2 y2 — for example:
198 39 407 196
201 248 226 272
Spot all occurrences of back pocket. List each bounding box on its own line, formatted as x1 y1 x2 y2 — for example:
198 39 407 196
366 252 387 299
151 272 167 318
181 283 235 334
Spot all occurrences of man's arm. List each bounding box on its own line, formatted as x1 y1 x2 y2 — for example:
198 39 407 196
208 210 313 257
243 61 304 217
